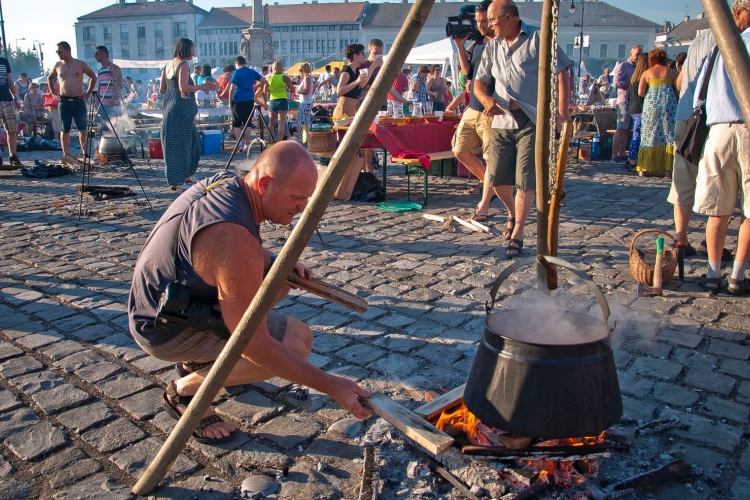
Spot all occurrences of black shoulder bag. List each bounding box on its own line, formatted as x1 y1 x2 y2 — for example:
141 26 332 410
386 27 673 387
677 47 718 165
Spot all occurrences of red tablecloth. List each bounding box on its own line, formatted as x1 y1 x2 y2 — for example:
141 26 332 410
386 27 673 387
369 121 456 156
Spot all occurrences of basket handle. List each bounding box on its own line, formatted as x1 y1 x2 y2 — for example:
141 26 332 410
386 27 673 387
486 256 614 333
629 229 677 254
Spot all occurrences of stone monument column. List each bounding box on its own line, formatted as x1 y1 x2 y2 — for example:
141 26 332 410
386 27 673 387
240 0 274 67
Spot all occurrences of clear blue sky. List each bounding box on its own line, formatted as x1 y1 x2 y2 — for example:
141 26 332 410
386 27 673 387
1 0 719 74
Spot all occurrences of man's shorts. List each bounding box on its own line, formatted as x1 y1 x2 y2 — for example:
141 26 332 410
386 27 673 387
486 109 536 191
0 101 18 133
616 100 631 130
452 107 491 158
268 98 289 113
133 311 289 364
59 96 87 133
667 120 699 207
693 122 750 217
231 99 254 128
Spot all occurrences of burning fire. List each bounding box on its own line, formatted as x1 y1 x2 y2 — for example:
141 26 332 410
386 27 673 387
434 403 492 446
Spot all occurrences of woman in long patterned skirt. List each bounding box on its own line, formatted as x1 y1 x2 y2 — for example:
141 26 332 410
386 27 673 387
627 53 649 172
636 49 678 178
159 38 211 190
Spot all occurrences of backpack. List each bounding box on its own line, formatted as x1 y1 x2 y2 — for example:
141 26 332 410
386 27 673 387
350 172 384 202
311 104 330 120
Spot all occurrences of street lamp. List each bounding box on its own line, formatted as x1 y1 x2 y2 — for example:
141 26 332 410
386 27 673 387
14 37 24 51
32 40 44 74
569 0 584 79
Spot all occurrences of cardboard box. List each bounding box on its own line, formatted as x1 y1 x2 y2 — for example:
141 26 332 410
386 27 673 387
316 156 364 201
201 130 222 154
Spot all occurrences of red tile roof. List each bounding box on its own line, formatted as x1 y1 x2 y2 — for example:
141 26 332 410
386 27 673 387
268 2 367 24
199 7 254 28
78 1 208 20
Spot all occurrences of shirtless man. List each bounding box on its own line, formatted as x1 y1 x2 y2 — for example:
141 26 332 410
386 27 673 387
48 41 97 157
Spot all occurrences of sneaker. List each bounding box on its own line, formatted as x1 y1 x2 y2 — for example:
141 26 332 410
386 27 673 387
8 155 22 166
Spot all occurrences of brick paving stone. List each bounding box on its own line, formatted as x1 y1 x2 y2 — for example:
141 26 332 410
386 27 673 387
90 302 128 322
671 348 718 371
307 312 352 330
707 338 750 360
81 418 148 453
216 440 292 477
656 328 703 348
32 303 79 322
312 333 352 354
414 344 463 366
15 330 64 350
152 475 236 498
0 479 32 500
68 323 116 342
110 437 199 480
29 446 102 489
0 390 23 413
630 357 683 381
378 313 418 329
188 429 254 459
76 361 123 383
652 382 699 406
684 369 736 395
0 341 22 361
252 376 292 394
119 387 164 420
719 359 750 380
216 391 283 427
306 352 330 368
276 303 322 322
0 355 44 379
328 365 370 381
617 371 654 398
53 473 132 500
96 332 146 361
620 395 656 422
367 353 421 379
335 343 385 366
8 371 65 394
660 408 743 453
5 420 67 461
132 355 175 374
56 401 115 433
701 395 750 424
372 334 425 352
425 309 469 328
403 320 447 339
50 314 98 332
0 313 36 331
96 372 154 399
36 339 86 361
335 322 386 338
0 285 44 305
31 384 92 415
255 414 321 449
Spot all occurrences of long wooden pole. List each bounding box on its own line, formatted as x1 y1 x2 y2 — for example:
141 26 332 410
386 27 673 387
700 0 750 134
534 0 555 289
131 0 436 494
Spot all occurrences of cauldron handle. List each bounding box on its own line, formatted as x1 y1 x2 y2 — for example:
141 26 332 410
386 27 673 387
486 255 615 334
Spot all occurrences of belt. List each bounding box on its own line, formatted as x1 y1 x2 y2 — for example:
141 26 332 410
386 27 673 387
59 95 83 101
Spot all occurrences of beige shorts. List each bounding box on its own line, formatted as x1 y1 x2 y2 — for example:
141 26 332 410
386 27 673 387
0 102 18 133
667 120 699 206
693 122 750 217
486 109 536 191
452 107 491 157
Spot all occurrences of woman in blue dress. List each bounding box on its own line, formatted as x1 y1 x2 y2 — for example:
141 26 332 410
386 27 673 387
159 38 212 190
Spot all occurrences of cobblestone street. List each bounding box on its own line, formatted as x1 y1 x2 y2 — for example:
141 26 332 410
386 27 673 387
1 146 749 499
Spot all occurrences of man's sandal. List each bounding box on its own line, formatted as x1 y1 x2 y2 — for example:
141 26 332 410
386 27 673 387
162 382 236 444
727 278 750 296
700 275 722 296
502 218 516 240
506 238 523 258
175 360 214 378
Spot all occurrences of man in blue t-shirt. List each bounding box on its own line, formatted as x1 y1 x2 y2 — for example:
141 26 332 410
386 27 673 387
228 56 266 150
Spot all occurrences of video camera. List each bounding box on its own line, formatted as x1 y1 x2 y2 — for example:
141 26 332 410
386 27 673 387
445 4 483 41
155 281 231 338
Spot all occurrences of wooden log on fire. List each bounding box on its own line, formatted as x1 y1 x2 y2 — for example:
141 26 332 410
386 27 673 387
414 383 465 420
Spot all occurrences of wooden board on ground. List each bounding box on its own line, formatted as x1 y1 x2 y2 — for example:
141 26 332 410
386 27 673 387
414 383 465 420
286 273 367 313
364 393 454 455
61 154 86 169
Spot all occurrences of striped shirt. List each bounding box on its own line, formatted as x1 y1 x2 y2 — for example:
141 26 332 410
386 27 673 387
694 27 750 125
98 64 119 106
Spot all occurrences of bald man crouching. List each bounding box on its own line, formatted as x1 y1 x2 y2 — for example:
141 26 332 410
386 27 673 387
128 142 372 444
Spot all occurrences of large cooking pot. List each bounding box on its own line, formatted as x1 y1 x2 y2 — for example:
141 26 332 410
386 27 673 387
98 134 137 155
464 256 622 439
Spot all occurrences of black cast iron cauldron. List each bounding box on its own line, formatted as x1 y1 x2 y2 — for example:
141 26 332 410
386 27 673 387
464 256 623 439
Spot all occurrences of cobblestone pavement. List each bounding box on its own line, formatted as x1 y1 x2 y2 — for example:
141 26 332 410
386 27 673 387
0 145 749 499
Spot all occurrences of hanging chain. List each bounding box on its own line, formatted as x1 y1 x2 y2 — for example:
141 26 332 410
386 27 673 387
548 0 560 193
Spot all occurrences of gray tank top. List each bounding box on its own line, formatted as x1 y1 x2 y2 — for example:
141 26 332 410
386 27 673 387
128 172 261 345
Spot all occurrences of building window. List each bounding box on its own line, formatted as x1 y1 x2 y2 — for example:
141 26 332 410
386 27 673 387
282 41 287 51
582 47 590 58
233 42 238 54
103 26 112 41
274 41 279 50
137 24 146 39
155 22 163 38
138 42 147 58
174 22 188 38
329 25 337 31
83 26 95 41
308 40 313 52
120 24 129 40
618 44 626 58
637 44 644 51
84 44 96 58
292 26 301 32
155 40 164 57
599 43 608 58
121 43 130 58
340 39 345 51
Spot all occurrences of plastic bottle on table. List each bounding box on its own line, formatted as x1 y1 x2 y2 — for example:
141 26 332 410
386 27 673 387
592 134 600 160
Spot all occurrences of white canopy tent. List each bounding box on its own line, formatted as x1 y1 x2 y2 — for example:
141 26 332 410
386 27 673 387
403 38 459 80
112 58 173 70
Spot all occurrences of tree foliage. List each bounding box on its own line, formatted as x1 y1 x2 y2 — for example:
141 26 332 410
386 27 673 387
7 47 44 79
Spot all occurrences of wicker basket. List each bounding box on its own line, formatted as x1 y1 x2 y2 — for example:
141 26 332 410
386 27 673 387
629 229 678 286
307 116 336 153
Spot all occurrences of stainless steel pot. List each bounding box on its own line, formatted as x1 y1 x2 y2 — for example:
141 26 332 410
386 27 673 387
463 256 623 439
98 134 136 155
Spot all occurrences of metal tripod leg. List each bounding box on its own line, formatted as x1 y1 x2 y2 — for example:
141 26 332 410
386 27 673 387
225 103 276 172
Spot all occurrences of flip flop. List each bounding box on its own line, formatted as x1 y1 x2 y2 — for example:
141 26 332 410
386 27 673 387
502 217 516 240
464 184 482 195
162 382 236 444
471 211 488 222
175 361 214 378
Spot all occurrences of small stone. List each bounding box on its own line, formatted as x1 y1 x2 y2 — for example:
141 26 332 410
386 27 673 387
327 418 361 439
204 475 211 481
240 474 278 497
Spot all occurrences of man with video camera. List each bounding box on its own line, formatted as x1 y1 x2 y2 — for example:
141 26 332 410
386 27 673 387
450 0 514 224
128 142 373 444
